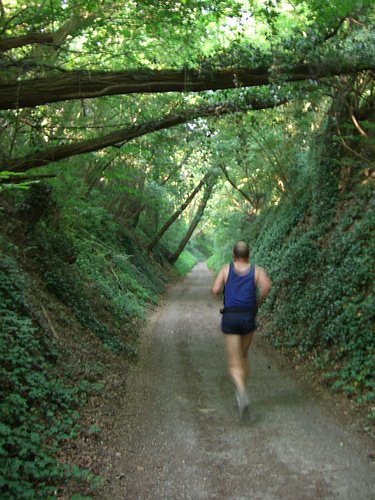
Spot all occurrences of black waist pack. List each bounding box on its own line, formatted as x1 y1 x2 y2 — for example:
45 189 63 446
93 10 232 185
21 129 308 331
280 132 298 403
220 307 255 314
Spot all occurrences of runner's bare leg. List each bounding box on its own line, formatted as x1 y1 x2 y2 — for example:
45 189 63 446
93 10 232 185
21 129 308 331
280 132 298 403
241 332 254 385
225 334 247 393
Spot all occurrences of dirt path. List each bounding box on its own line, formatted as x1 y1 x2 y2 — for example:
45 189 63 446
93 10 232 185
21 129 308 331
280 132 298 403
98 262 374 499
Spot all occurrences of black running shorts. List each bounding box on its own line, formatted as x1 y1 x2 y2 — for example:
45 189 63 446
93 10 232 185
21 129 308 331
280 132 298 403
221 311 256 335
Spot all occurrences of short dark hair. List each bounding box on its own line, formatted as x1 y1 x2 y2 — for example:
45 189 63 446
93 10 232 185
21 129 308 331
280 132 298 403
233 241 249 259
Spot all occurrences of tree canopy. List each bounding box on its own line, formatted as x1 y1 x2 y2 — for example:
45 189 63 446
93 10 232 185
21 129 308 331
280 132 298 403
1 0 374 254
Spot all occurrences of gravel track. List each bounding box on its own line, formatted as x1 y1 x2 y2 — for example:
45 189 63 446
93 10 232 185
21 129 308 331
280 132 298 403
98 262 374 499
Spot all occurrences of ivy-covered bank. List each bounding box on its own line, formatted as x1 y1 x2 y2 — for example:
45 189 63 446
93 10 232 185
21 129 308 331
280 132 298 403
0 252 93 498
0 183 199 498
249 172 374 410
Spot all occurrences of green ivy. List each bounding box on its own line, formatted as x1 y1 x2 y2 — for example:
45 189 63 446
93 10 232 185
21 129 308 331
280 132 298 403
0 254 91 498
250 179 374 405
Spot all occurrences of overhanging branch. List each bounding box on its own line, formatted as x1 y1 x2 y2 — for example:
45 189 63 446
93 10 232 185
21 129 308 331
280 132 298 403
3 97 287 173
0 60 373 110
0 33 54 52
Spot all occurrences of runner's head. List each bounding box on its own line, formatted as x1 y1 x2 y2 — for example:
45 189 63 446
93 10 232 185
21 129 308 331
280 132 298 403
233 241 250 260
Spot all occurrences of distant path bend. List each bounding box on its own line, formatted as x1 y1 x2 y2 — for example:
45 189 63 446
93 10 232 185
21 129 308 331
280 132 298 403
100 262 374 499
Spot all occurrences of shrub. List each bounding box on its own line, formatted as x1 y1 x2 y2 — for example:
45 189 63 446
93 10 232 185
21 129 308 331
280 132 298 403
173 250 198 275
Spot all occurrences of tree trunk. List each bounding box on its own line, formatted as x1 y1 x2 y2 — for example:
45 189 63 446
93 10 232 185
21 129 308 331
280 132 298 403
3 97 285 173
148 172 211 253
169 178 216 264
0 61 373 110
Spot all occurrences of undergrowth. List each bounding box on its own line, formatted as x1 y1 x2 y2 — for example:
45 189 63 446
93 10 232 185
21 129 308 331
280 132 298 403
0 248 97 499
173 249 198 275
0 182 170 497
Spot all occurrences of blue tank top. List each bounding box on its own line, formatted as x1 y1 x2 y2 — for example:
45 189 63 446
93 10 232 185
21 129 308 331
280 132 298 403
224 263 257 309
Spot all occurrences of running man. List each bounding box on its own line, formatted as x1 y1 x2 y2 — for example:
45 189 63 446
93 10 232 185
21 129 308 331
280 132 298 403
211 241 272 417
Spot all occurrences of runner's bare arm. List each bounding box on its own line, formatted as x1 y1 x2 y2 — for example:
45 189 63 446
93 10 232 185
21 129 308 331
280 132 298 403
211 264 229 295
255 266 272 306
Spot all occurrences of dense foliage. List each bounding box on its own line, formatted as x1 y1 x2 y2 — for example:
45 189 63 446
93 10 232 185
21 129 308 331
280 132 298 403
1 0 374 496
0 249 87 498
0 174 185 496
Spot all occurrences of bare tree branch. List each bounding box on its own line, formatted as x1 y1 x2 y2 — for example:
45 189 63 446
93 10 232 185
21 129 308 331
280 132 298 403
320 16 347 44
0 12 97 53
219 164 257 208
169 177 216 263
0 173 56 184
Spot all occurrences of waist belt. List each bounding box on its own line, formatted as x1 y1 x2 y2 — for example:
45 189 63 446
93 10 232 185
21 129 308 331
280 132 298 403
220 307 255 314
